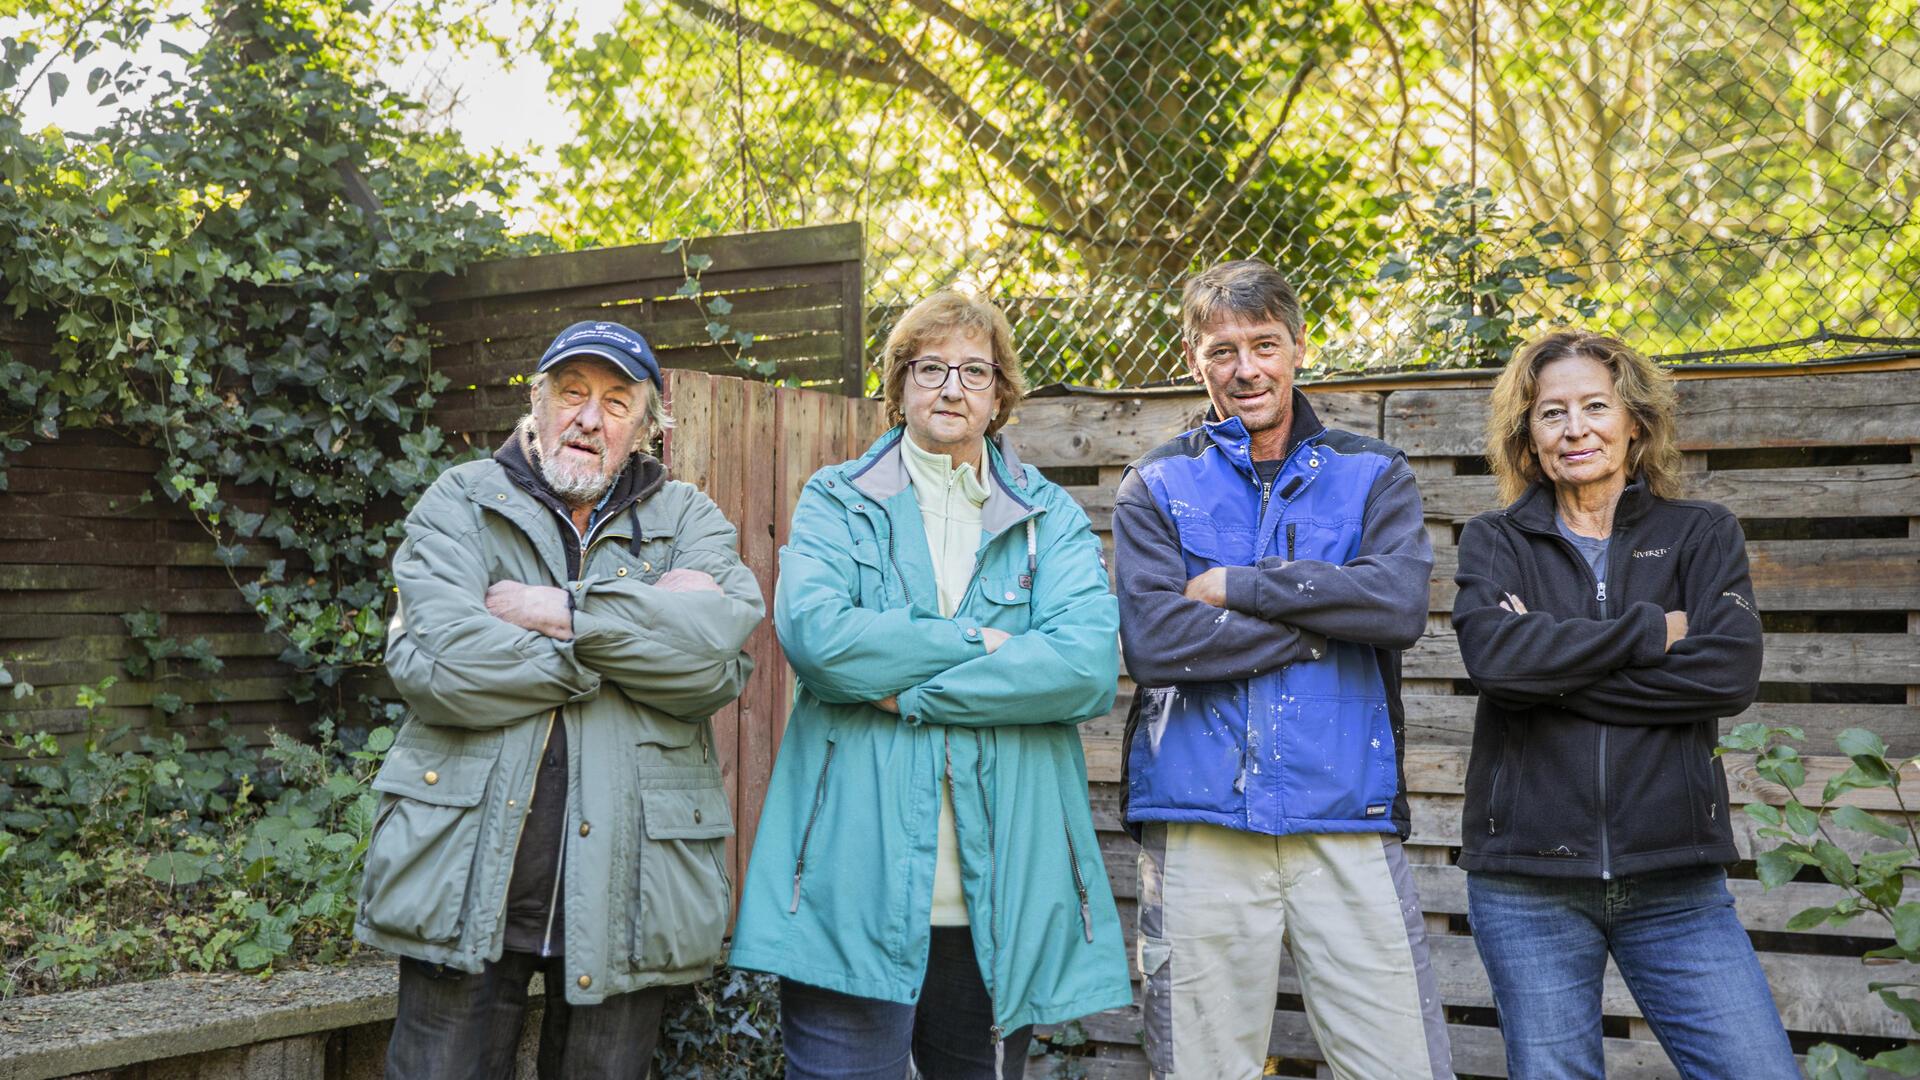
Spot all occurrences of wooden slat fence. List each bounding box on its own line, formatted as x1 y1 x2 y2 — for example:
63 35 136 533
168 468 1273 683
996 359 1920 1078
425 222 866 441
659 368 888 905
1 223 868 757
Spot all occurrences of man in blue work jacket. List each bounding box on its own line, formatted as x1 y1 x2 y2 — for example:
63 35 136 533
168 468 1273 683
1114 259 1452 1079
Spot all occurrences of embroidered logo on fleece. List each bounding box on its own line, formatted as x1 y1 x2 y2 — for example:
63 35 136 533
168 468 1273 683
1632 547 1670 559
1723 590 1760 622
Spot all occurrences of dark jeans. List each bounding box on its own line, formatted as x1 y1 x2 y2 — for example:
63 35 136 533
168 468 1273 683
386 953 668 1080
1468 866 1799 1080
780 926 1034 1080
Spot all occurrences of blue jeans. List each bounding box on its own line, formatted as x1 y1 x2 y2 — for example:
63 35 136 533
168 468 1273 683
780 926 1034 1080
385 953 667 1080
1467 866 1797 1080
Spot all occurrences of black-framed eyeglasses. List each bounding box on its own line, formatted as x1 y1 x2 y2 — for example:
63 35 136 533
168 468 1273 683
908 358 1000 392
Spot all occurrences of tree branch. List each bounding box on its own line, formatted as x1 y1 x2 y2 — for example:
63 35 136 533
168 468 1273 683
901 0 1074 103
795 0 1089 233
666 0 900 85
1359 0 1411 190
1175 56 1317 240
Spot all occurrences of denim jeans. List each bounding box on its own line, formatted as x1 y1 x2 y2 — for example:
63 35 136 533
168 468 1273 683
1467 866 1798 1080
780 926 1034 1080
385 953 667 1080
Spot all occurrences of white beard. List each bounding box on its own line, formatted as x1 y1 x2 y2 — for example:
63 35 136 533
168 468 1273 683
534 429 615 504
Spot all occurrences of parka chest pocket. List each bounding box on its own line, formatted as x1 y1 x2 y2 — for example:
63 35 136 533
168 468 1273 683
849 538 887 608
978 575 1034 632
630 785 735 974
359 741 500 945
600 529 676 585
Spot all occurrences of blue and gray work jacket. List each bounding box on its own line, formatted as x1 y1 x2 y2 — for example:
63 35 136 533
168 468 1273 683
1113 391 1433 838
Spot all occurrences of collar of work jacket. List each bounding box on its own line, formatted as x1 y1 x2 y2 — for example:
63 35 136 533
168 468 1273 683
1199 386 1325 471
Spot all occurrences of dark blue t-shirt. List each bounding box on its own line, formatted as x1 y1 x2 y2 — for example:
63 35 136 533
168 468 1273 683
1555 514 1610 616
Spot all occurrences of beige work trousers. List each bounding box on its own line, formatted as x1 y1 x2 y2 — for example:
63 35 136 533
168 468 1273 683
1135 822 1452 1080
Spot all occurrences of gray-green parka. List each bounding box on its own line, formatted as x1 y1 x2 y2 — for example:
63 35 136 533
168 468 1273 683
354 444 763 1004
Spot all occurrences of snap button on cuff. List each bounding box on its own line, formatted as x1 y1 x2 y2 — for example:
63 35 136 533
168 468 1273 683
579 822 591 837
615 567 628 577
495 493 507 501
423 771 438 785
692 809 703 824
577 975 592 989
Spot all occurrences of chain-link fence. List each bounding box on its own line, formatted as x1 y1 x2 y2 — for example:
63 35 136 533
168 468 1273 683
469 0 1920 386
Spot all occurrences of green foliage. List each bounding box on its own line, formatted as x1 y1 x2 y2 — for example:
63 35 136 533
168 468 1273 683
653 967 783 1078
0 0 523 707
0 710 393 996
662 237 764 377
1718 723 1920 1076
1370 185 1600 369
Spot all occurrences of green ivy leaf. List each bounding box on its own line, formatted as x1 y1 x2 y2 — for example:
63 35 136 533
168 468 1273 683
143 851 207 886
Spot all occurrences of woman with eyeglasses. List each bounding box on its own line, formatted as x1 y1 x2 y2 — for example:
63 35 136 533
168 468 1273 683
729 290 1131 1079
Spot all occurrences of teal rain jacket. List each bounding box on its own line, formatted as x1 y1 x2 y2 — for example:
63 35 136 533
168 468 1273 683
728 427 1132 1037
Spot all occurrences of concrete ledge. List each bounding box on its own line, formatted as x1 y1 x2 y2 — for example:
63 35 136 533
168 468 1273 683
0 956 535 1080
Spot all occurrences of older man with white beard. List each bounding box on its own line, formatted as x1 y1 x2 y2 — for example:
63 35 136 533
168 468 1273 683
360 321 764 1079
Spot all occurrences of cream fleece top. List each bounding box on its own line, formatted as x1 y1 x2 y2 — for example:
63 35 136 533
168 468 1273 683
902 432 988 926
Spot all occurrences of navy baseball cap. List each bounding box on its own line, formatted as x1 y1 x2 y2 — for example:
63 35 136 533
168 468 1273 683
536 321 663 392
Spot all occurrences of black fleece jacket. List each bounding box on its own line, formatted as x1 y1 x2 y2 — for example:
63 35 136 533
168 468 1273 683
1453 480 1763 879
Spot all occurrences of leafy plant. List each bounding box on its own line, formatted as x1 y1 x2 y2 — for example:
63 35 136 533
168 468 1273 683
1718 723 1920 1077
1372 184 1601 369
0 705 395 996
0 0 524 723
652 966 783 1078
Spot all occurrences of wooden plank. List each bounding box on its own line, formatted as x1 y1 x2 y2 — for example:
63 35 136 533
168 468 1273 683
1419 463 1920 523
1001 390 1382 469
701 375 748 915
0 541 274 569
837 252 866 393
1428 539 1920 611
427 279 846 346
1402 631 1920 685
772 388 840 768
426 223 864 303
733 378 780 924
1385 370 1920 457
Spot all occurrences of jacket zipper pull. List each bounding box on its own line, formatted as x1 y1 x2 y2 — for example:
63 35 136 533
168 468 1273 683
1287 522 1296 560
1489 816 1498 835
789 862 804 914
992 1028 1005 1080
1079 896 1093 943
1596 580 1607 603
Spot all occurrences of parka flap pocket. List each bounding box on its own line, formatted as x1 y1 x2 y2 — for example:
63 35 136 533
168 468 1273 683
635 721 700 750
979 577 1031 606
641 786 735 840
372 745 496 807
849 537 883 569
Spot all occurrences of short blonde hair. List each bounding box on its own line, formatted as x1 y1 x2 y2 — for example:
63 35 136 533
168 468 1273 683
1486 330 1682 504
879 290 1027 436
